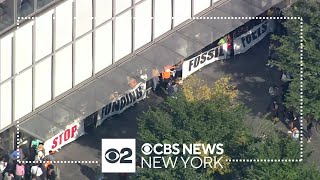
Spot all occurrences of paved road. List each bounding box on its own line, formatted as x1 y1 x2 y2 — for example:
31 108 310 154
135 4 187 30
53 36 319 179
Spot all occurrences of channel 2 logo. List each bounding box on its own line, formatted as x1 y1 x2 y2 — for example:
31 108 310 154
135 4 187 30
105 148 132 163
101 139 136 173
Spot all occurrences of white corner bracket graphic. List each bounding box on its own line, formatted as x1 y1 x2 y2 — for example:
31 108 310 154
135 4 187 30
15 16 303 164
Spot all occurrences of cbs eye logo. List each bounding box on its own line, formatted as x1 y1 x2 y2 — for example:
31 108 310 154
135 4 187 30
105 148 132 164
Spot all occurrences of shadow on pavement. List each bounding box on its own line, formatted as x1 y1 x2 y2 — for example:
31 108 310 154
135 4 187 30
77 163 96 180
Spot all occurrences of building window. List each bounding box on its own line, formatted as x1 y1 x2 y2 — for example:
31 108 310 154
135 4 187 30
0 0 14 31
17 0 34 18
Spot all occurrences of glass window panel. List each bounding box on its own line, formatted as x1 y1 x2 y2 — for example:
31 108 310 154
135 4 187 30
55 0 72 49
54 46 72 97
20 114 64 141
0 32 13 82
120 55 156 79
217 0 259 17
95 0 112 27
58 88 96 117
134 0 151 50
154 0 171 39
35 57 51 108
116 0 131 15
17 0 35 17
35 10 53 62
95 22 112 73
75 34 92 85
15 21 33 73
115 11 132 62
197 10 243 39
194 0 211 15
38 103 82 128
14 69 32 121
75 0 92 38
174 0 191 26
0 81 12 129
159 33 204 57
0 0 14 32
98 68 143 95
80 79 110 108
138 44 183 67
37 0 53 9
179 21 216 46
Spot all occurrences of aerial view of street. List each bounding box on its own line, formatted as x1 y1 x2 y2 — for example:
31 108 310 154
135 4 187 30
0 0 319 179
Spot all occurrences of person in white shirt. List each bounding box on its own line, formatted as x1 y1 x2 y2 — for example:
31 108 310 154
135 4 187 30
31 163 43 178
0 158 7 173
292 127 299 140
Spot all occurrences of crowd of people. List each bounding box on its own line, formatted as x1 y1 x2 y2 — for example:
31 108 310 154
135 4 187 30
264 7 315 143
0 139 59 180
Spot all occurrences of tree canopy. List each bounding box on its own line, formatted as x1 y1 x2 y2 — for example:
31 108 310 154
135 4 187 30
271 0 320 119
135 75 320 179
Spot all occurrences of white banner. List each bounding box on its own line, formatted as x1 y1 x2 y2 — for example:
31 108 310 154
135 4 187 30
182 44 228 79
96 82 147 126
233 20 274 55
44 118 85 155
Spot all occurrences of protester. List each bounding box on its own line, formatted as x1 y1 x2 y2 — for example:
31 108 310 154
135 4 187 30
127 76 138 88
0 157 7 175
15 162 25 180
287 111 298 134
139 69 148 81
46 164 57 180
270 101 280 124
10 149 21 160
38 143 45 155
268 43 276 61
173 60 184 82
161 66 172 80
3 172 14 180
268 85 282 103
35 151 44 162
109 91 119 101
292 127 299 140
31 139 41 153
167 81 179 98
152 68 160 92
306 116 313 143
30 163 43 179
44 150 55 169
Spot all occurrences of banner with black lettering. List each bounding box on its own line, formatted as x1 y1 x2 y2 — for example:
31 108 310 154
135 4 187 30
233 20 274 55
182 44 228 79
96 82 147 126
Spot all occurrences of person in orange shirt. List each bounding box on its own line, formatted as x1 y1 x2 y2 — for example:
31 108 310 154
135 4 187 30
44 150 55 169
161 67 172 80
160 66 172 89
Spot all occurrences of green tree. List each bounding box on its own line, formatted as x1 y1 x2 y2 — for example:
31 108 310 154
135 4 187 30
271 0 320 119
136 76 251 179
243 128 320 179
135 75 320 179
